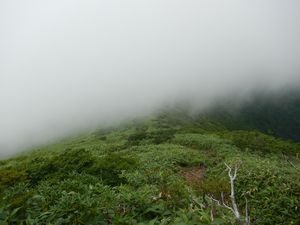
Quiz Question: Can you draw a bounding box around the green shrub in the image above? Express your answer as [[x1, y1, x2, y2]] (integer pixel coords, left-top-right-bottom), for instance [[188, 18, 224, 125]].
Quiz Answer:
[[27, 148, 95, 185], [0, 169, 28, 193], [0, 183, 34, 223], [173, 133, 228, 151], [195, 178, 230, 199], [126, 128, 175, 146], [219, 131, 300, 155], [88, 152, 139, 186]]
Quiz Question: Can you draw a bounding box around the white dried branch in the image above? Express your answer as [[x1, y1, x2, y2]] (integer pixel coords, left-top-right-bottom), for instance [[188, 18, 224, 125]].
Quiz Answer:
[[207, 163, 251, 224], [208, 194, 234, 213], [244, 194, 250, 225], [224, 163, 241, 220]]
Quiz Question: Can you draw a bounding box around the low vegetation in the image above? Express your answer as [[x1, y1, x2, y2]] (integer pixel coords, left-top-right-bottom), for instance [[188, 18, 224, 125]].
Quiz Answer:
[[0, 112, 299, 224]]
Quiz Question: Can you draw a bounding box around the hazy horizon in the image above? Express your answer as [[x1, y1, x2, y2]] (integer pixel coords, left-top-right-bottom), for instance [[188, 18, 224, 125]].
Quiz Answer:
[[1, 0, 300, 157]]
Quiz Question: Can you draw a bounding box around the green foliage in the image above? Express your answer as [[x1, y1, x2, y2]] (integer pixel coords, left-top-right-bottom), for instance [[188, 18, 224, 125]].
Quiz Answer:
[[196, 178, 230, 198], [173, 133, 228, 150], [0, 169, 28, 192], [233, 157, 300, 224], [126, 128, 176, 146], [219, 130, 300, 156], [88, 152, 139, 186], [126, 127, 148, 146], [0, 183, 35, 223], [0, 112, 299, 224], [26, 148, 94, 185], [171, 132, 300, 225]]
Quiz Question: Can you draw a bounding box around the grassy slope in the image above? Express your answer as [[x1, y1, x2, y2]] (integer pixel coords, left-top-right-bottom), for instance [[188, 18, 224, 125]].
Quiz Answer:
[[0, 113, 299, 225]]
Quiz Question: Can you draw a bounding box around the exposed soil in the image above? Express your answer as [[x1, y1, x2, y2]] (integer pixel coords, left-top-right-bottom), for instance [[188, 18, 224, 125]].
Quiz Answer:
[[181, 165, 205, 184]]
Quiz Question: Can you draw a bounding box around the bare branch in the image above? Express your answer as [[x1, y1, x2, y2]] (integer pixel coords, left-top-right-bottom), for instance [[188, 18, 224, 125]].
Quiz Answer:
[[208, 163, 251, 224], [244, 194, 250, 225], [288, 160, 299, 171], [224, 162, 230, 170], [221, 192, 232, 210], [233, 166, 238, 179], [208, 194, 235, 214]]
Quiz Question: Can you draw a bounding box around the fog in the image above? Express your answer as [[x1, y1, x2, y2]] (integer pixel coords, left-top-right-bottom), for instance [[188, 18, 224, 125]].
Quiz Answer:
[[1, 0, 300, 157]]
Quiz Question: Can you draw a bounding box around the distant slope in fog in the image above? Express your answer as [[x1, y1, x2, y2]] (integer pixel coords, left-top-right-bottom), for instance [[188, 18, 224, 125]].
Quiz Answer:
[[199, 87, 300, 141]]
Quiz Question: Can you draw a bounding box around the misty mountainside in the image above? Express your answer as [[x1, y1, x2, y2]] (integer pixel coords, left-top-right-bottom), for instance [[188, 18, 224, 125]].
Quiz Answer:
[[2, 0, 300, 224], [197, 87, 300, 142], [0, 100, 300, 225]]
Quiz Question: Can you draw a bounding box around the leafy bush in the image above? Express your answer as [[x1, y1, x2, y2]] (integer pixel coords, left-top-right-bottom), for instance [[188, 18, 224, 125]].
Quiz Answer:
[[0, 169, 28, 192], [219, 130, 300, 155], [26, 148, 94, 185], [126, 128, 175, 146], [88, 152, 139, 186], [173, 133, 228, 151]]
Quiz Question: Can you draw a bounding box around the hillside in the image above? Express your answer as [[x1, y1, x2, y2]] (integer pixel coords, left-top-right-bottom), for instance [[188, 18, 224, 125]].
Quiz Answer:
[[0, 109, 299, 225], [201, 88, 300, 142], [2, 0, 300, 224]]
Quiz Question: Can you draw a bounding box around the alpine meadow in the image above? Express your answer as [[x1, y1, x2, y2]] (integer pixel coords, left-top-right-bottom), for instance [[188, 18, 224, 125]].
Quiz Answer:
[[1, 1, 300, 225]]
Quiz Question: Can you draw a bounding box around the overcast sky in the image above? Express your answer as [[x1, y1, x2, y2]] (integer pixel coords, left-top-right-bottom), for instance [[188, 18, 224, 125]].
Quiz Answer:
[[1, 0, 300, 156]]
